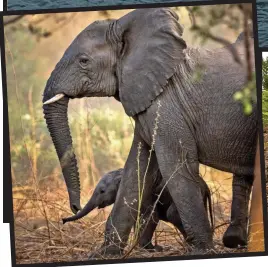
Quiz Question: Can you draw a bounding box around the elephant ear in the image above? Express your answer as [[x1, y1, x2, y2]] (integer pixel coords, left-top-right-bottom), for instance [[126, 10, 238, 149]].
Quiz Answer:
[[115, 8, 187, 116]]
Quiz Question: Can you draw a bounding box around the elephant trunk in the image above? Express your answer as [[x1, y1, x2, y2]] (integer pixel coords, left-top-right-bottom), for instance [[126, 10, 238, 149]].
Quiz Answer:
[[43, 93, 81, 214], [62, 194, 97, 224]]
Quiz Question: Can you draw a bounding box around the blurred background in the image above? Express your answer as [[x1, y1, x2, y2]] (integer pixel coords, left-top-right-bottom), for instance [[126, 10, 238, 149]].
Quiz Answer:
[[4, 4, 255, 264]]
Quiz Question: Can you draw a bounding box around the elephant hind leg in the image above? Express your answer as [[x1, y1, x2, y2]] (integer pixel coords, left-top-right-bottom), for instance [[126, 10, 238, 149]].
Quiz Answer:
[[154, 126, 213, 250], [156, 158, 213, 249], [223, 174, 253, 248], [166, 203, 187, 239]]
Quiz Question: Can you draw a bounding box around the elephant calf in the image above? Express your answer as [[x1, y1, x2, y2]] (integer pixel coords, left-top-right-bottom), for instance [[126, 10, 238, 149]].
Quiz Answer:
[[62, 168, 213, 250]]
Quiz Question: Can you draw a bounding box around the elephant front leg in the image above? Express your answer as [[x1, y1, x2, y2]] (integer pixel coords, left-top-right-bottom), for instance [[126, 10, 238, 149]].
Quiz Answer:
[[90, 131, 157, 258], [223, 174, 253, 248]]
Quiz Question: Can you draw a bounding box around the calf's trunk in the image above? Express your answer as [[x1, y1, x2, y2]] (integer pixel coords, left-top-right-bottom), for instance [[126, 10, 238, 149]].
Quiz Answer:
[[62, 194, 97, 224]]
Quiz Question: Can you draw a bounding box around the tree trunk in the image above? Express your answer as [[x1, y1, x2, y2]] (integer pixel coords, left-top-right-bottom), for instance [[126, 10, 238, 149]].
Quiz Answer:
[[248, 138, 264, 252]]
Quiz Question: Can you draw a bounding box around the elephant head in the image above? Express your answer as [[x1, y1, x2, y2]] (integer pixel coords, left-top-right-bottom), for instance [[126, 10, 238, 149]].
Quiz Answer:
[[42, 8, 187, 214], [62, 168, 123, 224]]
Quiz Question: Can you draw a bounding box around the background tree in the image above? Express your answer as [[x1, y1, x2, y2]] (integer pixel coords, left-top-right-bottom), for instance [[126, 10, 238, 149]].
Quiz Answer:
[[184, 4, 255, 115]]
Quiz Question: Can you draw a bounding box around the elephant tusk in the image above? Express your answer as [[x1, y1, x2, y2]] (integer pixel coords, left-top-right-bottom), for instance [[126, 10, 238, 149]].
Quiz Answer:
[[43, 93, 65, 105]]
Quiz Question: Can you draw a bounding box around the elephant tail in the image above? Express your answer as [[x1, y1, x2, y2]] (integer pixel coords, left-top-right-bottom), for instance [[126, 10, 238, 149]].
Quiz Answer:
[[207, 188, 214, 231]]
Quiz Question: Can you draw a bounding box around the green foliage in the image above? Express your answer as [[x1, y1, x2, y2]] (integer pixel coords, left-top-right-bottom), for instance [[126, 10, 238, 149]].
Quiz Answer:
[[5, 23, 52, 185], [263, 58, 268, 126], [5, 25, 45, 137], [185, 4, 256, 116], [233, 75, 256, 115], [186, 5, 243, 45], [70, 106, 133, 177], [263, 58, 268, 90]]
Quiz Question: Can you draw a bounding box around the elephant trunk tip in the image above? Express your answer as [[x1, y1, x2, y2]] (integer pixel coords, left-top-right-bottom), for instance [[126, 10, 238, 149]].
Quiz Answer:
[[62, 218, 67, 224], [71, 203, 82, 214]]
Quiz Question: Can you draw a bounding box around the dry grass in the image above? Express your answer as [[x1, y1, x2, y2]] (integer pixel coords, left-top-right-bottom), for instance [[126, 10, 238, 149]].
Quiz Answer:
[[13, 168, 247, 265]]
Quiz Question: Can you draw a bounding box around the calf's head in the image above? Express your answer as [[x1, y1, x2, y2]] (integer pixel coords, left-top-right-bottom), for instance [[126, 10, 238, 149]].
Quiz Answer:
[[62, 169, 123, 223]]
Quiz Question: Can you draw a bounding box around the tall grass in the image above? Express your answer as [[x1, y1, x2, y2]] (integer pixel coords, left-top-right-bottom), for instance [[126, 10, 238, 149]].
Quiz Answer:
[[132, 101, 161, 252]]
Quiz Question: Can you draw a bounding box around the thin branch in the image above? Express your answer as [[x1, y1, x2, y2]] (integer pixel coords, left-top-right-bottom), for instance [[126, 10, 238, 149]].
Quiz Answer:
[[4, 15, 24, 26], [242, 5, 253, 82], [186, 6, 242, 64]]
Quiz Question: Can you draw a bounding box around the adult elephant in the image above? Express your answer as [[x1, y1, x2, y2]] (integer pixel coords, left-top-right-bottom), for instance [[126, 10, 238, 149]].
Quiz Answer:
[[43, 8, 257, 255]]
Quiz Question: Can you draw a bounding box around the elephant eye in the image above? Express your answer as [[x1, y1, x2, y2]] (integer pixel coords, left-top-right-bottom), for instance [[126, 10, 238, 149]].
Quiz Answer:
[[100, 189, 105, 194], [79, 57, 90, 67]]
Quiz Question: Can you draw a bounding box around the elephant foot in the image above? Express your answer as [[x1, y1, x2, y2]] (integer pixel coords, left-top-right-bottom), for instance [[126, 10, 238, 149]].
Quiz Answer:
[[223, 223, 247, 248], [142, 243, 163, 252], [88, 244, 124, 260]]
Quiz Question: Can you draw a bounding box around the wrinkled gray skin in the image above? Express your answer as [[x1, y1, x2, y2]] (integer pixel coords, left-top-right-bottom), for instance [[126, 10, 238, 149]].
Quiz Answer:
[[43, 8, 257, 256], [62, 168, 213, 250]]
